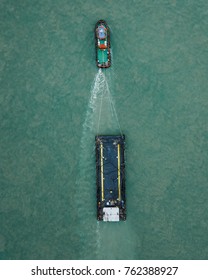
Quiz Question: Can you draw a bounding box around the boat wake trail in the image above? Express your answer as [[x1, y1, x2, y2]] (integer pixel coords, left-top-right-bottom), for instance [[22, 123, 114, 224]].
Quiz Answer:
[[82, 68, 121, 137], [74, 68, 121, 259]]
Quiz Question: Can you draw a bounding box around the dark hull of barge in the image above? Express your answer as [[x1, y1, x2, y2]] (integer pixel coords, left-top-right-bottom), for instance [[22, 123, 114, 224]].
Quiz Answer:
[[96, 135, 126, 222]]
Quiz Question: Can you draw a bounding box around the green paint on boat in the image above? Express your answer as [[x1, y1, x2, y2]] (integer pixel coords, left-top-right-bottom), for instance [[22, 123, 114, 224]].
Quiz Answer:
[[97, 49, 108, 63]]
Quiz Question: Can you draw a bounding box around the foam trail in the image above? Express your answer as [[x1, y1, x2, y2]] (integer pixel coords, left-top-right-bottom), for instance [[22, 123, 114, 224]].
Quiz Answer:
[[81, 68, 121, 137], [76, 69, 105, 193]]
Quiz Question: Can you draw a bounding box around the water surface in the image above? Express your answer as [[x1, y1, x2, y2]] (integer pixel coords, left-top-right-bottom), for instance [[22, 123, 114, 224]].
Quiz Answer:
[[0, 0, 208, 259]]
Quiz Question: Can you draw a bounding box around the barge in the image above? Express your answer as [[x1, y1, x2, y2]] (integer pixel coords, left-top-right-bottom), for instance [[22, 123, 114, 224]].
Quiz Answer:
[[96, 135, 126, 221], [95, 20, 111, 68]]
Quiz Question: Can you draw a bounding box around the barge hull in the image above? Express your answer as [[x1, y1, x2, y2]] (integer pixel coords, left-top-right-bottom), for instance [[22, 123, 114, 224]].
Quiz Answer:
[[96, 135, 126, 221]]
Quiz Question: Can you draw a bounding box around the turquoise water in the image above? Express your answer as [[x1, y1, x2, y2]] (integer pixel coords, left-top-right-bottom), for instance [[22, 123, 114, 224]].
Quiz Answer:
[[0, 0, 208, 259]]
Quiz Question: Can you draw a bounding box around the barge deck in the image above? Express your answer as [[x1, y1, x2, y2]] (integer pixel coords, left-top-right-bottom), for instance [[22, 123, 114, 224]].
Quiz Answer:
[[96, 135, 126, 221]]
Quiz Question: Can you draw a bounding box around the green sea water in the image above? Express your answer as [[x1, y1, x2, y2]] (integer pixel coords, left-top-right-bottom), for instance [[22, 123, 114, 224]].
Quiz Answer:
[[0, 0, 208, 260]]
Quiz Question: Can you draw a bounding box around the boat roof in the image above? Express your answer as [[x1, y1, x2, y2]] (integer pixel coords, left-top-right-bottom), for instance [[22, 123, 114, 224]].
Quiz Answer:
[[97, 25, 106, 39], [103, 207, 119, 222]]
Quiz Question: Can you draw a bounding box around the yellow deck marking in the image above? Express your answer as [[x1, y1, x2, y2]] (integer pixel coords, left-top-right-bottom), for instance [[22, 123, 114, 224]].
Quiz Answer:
[[100, 143, 104, 201], [117, 144, 121, 201]]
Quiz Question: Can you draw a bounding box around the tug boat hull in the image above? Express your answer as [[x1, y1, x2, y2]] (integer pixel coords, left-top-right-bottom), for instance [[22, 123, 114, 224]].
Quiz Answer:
[[95, 20, 111, 68]]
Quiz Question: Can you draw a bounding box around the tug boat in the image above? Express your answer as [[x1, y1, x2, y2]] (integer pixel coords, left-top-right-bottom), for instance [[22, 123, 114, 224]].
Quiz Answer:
[[95, 20, 111, 68], [96, 135, 126, 221]]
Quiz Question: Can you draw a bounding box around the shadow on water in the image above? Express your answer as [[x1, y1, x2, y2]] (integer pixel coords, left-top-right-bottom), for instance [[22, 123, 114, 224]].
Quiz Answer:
[[75, 69, 136, 259]]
